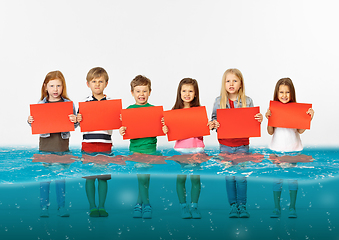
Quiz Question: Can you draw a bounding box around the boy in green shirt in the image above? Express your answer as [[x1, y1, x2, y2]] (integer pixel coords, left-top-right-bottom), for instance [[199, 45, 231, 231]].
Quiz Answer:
[[119, 75, 157, 219]]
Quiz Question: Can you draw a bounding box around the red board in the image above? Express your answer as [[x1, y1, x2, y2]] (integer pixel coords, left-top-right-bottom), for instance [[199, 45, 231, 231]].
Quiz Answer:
[[268, 101, 312, 129], [217, 107, 261, 138], [30, 101, 74, 135], [163, 106, 210, 141], [121, 106, 165, 140], [79, 99, 122, 132]]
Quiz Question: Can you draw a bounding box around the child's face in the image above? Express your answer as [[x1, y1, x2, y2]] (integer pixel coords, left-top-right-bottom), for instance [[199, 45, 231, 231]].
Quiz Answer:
[[278, 85, 290, 103], [225, 73, 241, 95], [45, 79, 63, 101], [131, 85, 151, 105], [180, 84, 195, 107], [87, 76, 108, 98]]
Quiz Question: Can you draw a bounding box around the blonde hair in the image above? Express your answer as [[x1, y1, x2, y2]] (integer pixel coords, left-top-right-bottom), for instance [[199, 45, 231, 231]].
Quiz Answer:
[[86, 67, 109, 83], [40, 70, 70, 101], [219, 68, 246, 108]]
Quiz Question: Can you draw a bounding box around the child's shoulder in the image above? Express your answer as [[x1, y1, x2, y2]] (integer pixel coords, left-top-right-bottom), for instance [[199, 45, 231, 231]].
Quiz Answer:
[[127, 103, 153, 109], [244, 95, 253, 103], [213, 96, 221, 103]]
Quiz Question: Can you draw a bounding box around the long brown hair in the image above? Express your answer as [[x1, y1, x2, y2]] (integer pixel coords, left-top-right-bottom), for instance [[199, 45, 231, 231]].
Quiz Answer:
[[220, 68, 246, 108], [273, 78, 296, 103], [172, 78, 200, 110], [40, 70, 70, 101]]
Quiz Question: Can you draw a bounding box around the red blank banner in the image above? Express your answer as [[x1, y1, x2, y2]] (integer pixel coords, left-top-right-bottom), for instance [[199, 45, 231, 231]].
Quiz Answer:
[[79, 99, 122, 132], [30, 101, 74, 135], [268, 101, 312, 129], [163, 106, 210, 141], [121, 106, 165, 140], [217, 107, 261, 138]]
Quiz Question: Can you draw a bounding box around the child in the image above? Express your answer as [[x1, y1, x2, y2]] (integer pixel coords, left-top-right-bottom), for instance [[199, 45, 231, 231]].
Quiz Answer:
[[265, 77, 314, 218], [119, 75, 157, 219], [163, 78, 213, 219], [27, 70, 77, 217], [211, 68, 263, 218], [77, 67, 112, 218]]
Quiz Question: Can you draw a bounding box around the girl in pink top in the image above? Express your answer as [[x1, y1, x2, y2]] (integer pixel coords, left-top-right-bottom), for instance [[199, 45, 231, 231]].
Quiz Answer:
[[163, 78, 212, 219]]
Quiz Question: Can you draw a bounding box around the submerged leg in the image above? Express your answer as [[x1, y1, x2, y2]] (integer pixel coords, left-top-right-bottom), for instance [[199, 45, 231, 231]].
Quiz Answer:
[[137, 174, 150, 205], [55, 179, 66, 208], [273, 191, 282, 210], [176, 175, 187, 204], [98, 179, 108, 209], [226, 176, 236, 205], [236, 177, 247, 206], [85, 179, 96, 209], [288, 179, 298, 210], [40, 181, 51, 209], [190, 175, 201, 203]]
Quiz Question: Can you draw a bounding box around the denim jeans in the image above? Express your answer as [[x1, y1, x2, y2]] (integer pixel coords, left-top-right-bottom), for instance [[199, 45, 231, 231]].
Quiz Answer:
[[220, 144, 249, 206], [40, 180, 66, 208], [273, 179, 298, 191]]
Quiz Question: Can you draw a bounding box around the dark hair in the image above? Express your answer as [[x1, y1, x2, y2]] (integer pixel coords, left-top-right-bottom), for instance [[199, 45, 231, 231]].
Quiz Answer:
[[130, 75, 151, 91], [86, 67, 109, 82], [273, 77, 296, 103], [172, 78, 200, 109]]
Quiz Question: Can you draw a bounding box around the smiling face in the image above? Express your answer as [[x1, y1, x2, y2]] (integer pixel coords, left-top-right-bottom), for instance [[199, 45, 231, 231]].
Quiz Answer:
[[45, 79, 63, 101], [131, 85, 151, 105], [87, 76, 108, 99], [180, 84, 195, 108], [225, 73, 241, 99], [278, 84, 291, 103]]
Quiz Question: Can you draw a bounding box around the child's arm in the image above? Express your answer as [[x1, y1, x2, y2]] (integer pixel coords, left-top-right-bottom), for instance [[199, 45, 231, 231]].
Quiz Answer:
[[254, 113, 263, 123], [119, 113, 126, 136], [297, 108, 315, 134], [161, 117, 168, 134], [207, 121, 215, 130], [28, 116, 34, 124], [77, 113, 82, 122], [208, 120, 219, 130], [69, 114, 77, 123], [210, 98, 221, 130], [119, 126, 127, 136], [265, 109, 274, 135]]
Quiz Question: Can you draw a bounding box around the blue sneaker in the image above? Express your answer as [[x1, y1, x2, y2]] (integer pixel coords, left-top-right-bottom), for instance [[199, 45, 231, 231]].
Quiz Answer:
[[180, 203, 192, 219], [270, 208, 281, 218], [288, 208, 297, 218], [133, 204, 142, 218], [238, 205, 250, 218], [142, 204, 152, 219], [229, 204, 239, 218]]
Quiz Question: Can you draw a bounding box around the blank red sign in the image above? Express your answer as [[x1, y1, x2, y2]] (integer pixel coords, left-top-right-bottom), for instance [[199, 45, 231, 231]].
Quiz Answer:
[[217, 107, 261, 138], [121, 106, 165, 140], [30, 101, 74, 134], [163, 106, 210, 141], [268, 101, 312, 129], [79, 99, 122, 132]]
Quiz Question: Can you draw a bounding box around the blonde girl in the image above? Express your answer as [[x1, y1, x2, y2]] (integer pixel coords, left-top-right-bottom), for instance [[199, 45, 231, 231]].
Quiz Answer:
[[163, 78, 211, 219], [28, 70, 77, 217], [211, 68, 263, 218], [265, 78, 314, 218]]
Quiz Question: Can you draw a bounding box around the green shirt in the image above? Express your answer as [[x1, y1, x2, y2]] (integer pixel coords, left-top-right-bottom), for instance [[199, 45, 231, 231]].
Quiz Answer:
[[127, 103, 157, 154]]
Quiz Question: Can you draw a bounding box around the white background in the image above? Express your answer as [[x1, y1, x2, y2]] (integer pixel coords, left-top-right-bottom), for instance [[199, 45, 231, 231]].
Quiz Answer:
[[1, 0, 338, 148]]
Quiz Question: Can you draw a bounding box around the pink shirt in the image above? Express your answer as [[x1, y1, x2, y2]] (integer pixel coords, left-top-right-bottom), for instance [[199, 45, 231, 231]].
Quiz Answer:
[[174, 137, 205, 149]]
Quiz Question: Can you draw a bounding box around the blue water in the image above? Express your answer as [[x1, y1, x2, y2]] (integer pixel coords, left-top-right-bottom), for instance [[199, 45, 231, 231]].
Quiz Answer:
[[1, 147, 339, 240], [1, 147, 338, 183]]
